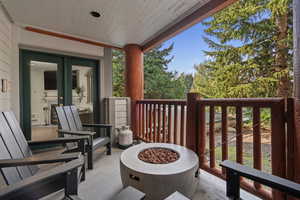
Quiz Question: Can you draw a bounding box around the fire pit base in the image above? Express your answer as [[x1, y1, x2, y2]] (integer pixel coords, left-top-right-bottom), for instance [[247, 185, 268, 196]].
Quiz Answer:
[[120, 143, 199, 200]]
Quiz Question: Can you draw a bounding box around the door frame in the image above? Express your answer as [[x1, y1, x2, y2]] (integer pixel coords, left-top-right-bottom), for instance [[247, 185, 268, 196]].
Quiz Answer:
[[20, 49, 100, 140]]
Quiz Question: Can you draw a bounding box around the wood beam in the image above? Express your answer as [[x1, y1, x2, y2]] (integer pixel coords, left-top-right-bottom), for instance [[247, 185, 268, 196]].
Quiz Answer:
[[141, 0, 238, 52], [294, 0, 300, 99], [25, 26, 123, 51]]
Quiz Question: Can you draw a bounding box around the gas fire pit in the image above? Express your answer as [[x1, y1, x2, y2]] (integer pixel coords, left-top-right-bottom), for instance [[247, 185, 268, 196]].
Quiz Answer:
[[138, 147, 180, 164], [120, 143, 199, 200]]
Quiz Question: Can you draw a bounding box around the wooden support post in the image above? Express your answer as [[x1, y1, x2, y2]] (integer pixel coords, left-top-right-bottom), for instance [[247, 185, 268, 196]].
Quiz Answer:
[[124, 44, 144, 137], [271, 100, 286, 200], [186, 93, 200, 153], [286, 98, 296, 190]]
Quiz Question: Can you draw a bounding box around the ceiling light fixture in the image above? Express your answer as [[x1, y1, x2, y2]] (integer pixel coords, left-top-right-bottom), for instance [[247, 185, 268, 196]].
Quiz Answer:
[[90, 11, 101, 18]]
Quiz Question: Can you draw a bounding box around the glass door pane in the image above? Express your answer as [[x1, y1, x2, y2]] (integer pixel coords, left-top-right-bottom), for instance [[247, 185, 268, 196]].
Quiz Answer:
[[30, 61, 60, 141], [71, 65, 96, 124]]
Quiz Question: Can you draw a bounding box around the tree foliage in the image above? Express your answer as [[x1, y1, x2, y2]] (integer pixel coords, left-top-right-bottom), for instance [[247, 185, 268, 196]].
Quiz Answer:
[[192, 0, 293, 98], [112, 45, 193, 99], [112, 50, 125, 97]]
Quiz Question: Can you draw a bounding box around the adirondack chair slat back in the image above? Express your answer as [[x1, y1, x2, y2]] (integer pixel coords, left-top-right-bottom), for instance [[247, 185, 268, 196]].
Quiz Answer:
[[63, 106, 78, 131], [56, 106, 78, 149], [55, 106, 70, 130], [0, 130, 22, 185], [70, 106, 83, 131], [0, 113, 34, 184], [3, 111, 39, 175]]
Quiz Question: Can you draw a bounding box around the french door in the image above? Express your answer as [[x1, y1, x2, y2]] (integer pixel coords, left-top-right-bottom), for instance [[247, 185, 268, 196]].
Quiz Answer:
[[20, 50, 100, 140]]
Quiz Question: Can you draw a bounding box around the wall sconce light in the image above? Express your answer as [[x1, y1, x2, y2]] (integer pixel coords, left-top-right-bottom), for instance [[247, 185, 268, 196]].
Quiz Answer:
[[1, 79, 8, 93]]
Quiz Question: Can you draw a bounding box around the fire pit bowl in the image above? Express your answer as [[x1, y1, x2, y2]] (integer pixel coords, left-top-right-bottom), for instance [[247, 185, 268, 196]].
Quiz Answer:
[[120, 143, 199, 200]]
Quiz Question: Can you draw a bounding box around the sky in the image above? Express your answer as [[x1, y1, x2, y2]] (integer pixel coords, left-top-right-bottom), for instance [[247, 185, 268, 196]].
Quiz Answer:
[[161, 22, 210, 75]]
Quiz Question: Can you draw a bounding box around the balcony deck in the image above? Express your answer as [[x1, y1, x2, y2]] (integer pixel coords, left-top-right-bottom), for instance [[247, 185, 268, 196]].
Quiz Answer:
[[41, 147, 260, 200]]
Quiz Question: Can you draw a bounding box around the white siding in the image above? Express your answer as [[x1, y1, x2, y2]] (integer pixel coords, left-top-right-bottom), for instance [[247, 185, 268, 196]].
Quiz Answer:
[[10, 26, 106, 120], [0, 8, 12, 110], [0, 7, 111, 120]]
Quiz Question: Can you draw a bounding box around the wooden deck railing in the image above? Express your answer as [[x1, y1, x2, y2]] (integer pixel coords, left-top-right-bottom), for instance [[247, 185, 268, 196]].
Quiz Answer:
[[135, 94, 298, 200], [196, 98, 286, 200], [135, 99, 187, 145]]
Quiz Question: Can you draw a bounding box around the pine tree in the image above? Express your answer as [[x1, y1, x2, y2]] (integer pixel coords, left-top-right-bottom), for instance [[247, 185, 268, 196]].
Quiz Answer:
[[112, 50, 125, 97], [193, 0, 293, 98], [112, 45, 192, 99]]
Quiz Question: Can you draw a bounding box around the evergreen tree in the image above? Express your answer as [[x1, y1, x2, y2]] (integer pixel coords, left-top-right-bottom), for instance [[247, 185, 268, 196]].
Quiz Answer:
[[112, 50, 125, 97], [112, 45, 192, 99], [193, 0, 293, 98]]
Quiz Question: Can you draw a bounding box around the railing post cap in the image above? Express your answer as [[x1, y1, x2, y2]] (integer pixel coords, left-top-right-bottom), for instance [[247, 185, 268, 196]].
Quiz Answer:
[[187, 93, 200, 99]]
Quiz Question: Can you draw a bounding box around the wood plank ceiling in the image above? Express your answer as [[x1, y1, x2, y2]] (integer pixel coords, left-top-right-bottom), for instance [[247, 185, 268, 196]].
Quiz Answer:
[[1, 0, 235, 50]]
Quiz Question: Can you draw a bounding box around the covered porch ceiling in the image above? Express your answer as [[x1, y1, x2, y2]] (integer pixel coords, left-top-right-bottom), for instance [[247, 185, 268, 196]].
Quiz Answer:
[[1, 0, 237, 51]]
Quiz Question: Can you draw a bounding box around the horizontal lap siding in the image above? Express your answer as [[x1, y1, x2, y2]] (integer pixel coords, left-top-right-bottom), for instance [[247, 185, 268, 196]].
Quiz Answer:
[[0, 8, 12, 110]]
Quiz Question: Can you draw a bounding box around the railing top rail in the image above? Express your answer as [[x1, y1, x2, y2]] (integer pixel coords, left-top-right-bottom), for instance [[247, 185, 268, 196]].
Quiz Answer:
[[198, 98, 285, 107], [137, 99, 186, 105], [137, 98, 286, 107]]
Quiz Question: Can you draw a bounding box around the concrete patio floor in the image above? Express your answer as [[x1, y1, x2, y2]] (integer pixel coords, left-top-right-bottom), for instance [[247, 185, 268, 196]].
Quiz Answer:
[[77, 147, 260, 200]]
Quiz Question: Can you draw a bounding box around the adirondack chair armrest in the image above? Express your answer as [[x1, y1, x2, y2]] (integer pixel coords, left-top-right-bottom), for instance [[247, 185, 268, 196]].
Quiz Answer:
[[0, 157, 84, 200], [28, 136, 89, 146], [82, 124, 112, 137], [58, 129, 96, 136], [0, 153, 82, 168], [82, 123, 112, 128], [220, 160, 300, 198]]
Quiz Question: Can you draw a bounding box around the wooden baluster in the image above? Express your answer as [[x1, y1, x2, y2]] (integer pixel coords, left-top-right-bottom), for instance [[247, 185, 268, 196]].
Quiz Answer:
[[157, 104, 162, 142], [135, 103, 139, 138], [142, 103, 145, 140], [140, 103, 143, 139], [149, 104, 153, 142], [199, 104, 206, 167], [153, 104, 157, 142], [174, 105, 178, 144], [162, 104, 166, 142], [138, 103, 142, 138], [180, 104, 185, 146], [145, 104, 149, 142], [221, 106, 228, 175], [137, 103, 140, 138], [236, 107, 243, 164], [209, 106, 215, 168], [168, 104, 172, 143], [253, 107, 262, 190]]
